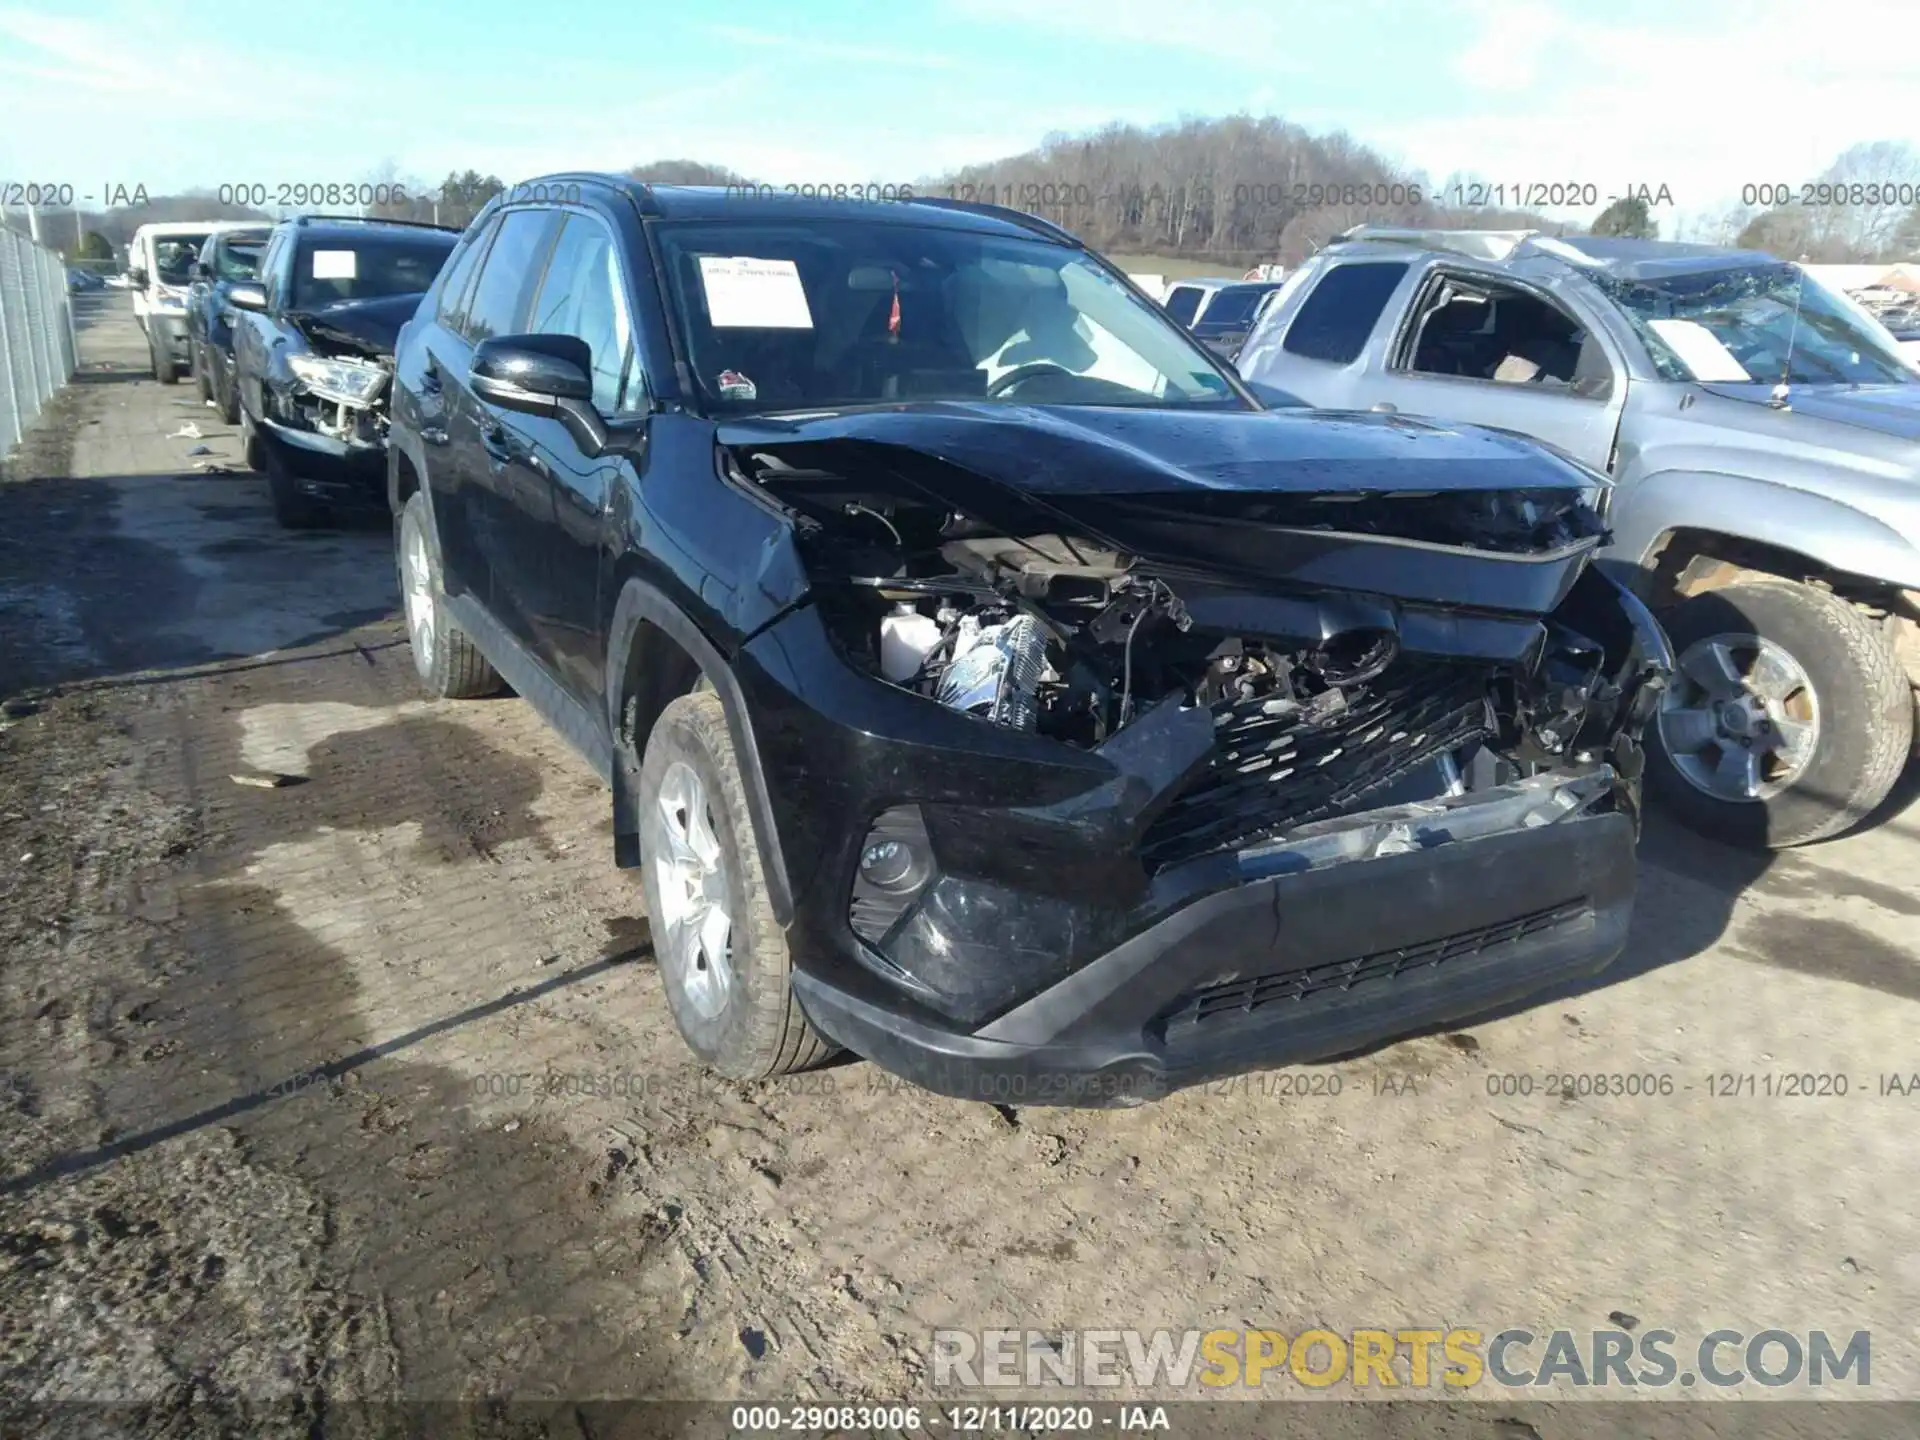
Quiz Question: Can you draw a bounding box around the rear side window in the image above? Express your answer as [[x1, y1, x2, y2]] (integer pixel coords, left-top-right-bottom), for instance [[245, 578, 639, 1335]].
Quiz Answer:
[[464, 210, 561, 342], [436, 218, 496, 338], [1282, 262, 1409, 364], [1164, 286, 1202, 324]]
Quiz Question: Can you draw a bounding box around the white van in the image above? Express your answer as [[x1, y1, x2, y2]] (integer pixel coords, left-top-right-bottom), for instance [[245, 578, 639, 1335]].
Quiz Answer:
[[126, 221, 221, 383]]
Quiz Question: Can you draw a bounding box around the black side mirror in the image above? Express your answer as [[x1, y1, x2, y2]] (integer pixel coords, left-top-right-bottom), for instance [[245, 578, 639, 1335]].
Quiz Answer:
[[127, 267, 148, 288], [472, 334, 608, 453], [227, 283, 267, 313]]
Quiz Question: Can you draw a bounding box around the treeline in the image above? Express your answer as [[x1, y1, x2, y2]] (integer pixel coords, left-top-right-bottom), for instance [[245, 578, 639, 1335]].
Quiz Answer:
[[11, 125, 1920, 267], [934, 117, 1561, 264]]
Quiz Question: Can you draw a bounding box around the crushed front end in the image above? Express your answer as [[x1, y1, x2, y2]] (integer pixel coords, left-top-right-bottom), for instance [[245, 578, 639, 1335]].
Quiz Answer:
[[256, 302, 410, 507], [720, 407, 1672, 1104]]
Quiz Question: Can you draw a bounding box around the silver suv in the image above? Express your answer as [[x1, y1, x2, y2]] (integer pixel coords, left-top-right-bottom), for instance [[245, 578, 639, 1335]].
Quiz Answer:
[[1237, 227, 1920, 848]]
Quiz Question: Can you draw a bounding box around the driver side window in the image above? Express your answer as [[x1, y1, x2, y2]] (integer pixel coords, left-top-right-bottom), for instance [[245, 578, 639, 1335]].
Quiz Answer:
[[527, 215, 639, 414], [1403, 275, 1612, 398]]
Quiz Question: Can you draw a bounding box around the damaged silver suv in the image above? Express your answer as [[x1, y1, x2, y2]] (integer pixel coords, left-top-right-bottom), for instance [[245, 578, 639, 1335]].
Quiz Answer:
[[387, 179, 1672, 1103]]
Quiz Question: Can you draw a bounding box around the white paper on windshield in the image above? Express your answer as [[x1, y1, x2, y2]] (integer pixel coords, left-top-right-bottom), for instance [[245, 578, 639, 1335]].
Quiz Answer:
[[698, 256, 813, 328], [312, 249, 357, 280], [1649, 319, 1750, 381]]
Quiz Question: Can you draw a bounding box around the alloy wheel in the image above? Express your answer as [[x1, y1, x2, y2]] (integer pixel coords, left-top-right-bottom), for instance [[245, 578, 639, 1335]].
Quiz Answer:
[[648, 760, 735, 1020], [1656, 631, 1820, 802]]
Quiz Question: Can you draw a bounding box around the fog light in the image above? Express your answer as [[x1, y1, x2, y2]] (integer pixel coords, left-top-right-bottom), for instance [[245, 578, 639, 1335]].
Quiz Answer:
[[850, 806, 935, 945], [860, 837, 925, 891]]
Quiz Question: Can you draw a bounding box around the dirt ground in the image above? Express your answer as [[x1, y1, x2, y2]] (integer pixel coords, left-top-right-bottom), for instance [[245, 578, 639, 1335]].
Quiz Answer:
[[3, 295, 1919, 1437]]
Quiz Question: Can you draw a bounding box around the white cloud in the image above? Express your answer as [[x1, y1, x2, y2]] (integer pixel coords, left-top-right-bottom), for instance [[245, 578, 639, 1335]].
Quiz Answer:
[[1387, 0, 1920, 219]]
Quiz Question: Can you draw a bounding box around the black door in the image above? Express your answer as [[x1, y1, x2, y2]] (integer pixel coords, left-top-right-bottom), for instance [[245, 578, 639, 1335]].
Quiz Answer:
[[443, 207, 562, 651], [501, 213, 646, 708]]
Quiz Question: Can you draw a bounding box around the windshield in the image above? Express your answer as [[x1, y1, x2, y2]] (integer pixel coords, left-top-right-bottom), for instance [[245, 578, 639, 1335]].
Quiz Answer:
[[1596, 262, 1915, 386], [214, 235, 265, 284], [153, 235, 209, 286], [653, 220, 1245, 413], [291, 233, 457, 309], [1196, 283, 1280, 327]]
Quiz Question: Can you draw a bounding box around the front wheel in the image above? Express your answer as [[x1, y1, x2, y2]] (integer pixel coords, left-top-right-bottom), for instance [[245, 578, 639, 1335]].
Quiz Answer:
[[634, 691, 835, 1079], [1649, 581, 1912, 847], [192, 335, 212, 400]]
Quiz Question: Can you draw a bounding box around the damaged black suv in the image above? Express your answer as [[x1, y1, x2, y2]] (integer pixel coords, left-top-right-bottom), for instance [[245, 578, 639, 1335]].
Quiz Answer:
[[387, 176, 1673, 1104], [229, 215, 460, 527]]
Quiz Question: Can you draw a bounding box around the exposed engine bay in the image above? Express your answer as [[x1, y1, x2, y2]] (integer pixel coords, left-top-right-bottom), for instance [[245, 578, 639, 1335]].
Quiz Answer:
[[734, 439, 1668, 869]]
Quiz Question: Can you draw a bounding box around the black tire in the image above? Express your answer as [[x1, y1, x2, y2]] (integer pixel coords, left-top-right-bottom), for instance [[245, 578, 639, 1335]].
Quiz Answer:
[[397, 492, 502, 699], [217, 358, 241, 426], [241, 412, 267, 473], [264, 448, 328, 530], [151, 329, 178, 385], [1649, 581, 1912, 848], [192, 335, 212, 401], [635, 691, 834, 1079]]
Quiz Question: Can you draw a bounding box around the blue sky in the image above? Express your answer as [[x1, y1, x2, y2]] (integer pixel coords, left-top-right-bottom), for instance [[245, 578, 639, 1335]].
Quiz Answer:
[[1, 0, 1915, 233]]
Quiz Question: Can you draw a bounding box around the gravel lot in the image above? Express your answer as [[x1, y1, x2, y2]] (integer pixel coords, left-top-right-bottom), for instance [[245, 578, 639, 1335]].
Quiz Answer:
[[2, 295, 1918, 1437]]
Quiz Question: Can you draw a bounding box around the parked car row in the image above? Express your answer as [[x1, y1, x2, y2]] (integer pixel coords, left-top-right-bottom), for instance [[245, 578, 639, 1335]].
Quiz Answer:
[[1160, 274, 1291, 361], [124, 214, 461, 521], [1232, 226, 1920, 850]]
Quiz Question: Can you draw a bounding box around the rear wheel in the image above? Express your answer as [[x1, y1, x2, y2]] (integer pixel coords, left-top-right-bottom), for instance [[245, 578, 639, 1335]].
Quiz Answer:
[[1650, 581, 1911, 847], [398, 491, 501, 699], [635, 691, 834, 1079], [151, 330, 178, 384], [192, 335, 212, 400]]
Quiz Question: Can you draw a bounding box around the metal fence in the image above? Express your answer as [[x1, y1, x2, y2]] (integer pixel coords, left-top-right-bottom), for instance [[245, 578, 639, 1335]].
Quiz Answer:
[[0, 226, 79, 462]]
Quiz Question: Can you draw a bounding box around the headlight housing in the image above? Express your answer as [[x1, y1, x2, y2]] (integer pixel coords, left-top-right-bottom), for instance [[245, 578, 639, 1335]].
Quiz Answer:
[[287, 353, 389, 407]]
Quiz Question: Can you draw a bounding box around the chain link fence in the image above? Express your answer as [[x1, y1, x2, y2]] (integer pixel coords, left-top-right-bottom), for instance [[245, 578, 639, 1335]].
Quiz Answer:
[[0, 226, 80, 463]]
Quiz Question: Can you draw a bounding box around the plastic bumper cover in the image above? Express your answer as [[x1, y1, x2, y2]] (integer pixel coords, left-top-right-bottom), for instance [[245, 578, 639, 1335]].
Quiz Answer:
[[793, 771, 1637, 1106]]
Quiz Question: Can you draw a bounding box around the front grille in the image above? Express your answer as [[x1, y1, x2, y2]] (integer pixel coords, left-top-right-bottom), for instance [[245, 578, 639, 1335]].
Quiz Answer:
[[1139, 663, 1494, 870], [1166, 899, 1591, 1029]]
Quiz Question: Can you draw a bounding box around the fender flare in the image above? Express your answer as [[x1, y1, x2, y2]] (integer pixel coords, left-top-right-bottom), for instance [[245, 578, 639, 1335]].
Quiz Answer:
[[1611, 469, 1920, 591], [604, 578, 796, 926]]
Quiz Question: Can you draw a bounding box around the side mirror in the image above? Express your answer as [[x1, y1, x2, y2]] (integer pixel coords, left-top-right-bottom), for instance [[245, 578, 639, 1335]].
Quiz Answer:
[[472, 335, 608, 453], [227, 283, 267, 313], [127, 267, 148, 288]]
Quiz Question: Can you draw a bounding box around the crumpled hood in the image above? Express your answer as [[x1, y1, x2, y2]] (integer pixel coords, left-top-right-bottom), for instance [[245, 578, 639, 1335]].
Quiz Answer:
[[725, 402, 1611, 614], [1699, 381, 1920, 445], [287, 291, 425, 359], [719, 400, 1603, 497]]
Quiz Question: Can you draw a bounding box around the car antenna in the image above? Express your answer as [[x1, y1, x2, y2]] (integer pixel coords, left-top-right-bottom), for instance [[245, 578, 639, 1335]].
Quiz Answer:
[[1771, 263, 1807, 409]]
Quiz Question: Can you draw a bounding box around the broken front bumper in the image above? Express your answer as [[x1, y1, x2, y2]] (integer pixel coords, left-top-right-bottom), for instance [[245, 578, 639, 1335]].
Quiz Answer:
[[737, 603, 1645, 1106], [257, 414, 388, 508], [792, 771, 1635, 1105]]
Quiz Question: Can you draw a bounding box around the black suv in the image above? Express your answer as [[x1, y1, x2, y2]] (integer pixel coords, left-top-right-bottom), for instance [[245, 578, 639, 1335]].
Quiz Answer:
[[187, 224, 270, 424], [229, 215, 459, 527], [387, 175, 1671, 1104]]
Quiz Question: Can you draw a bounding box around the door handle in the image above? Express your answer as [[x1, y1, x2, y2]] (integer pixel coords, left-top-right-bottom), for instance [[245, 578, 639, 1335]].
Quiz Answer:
[[481, 425, 513, 464], [421, 426, 449, 446], [1370, 401, 1398, 413]]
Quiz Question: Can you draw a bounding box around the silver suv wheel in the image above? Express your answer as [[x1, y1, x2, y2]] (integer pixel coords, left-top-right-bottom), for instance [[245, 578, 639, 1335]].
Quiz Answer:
[[1657, 632, 1820, 802]]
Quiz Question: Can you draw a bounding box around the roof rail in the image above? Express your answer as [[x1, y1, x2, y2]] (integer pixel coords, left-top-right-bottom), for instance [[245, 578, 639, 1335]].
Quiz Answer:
[[910, 196, 1081, 247], [290, 213, 461, 233], [1335, 225, 1538, 261], [511, 172, 659, 215]]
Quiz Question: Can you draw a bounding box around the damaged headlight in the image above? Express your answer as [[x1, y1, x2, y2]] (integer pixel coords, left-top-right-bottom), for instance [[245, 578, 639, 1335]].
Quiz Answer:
[[288, 353, 389, 407]]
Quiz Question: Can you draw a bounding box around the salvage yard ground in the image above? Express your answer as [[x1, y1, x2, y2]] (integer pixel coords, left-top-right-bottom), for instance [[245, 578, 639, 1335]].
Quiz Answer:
[[3, 295, 1920, 1436]]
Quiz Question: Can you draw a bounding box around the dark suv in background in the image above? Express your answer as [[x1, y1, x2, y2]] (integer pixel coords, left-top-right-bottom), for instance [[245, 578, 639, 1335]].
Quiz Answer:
[[228, 215, 459, 527], [385, 175, 1667, 1104], [187, 224, 270, 424]]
